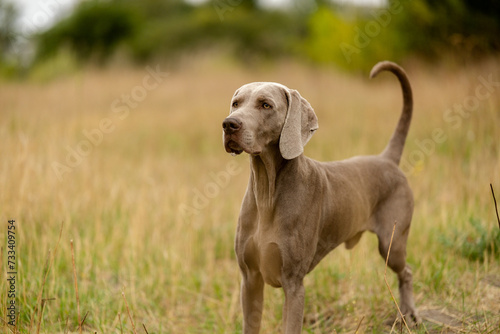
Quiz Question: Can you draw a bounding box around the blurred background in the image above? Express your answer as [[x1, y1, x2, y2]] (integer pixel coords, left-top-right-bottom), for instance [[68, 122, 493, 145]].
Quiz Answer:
[[1, 0, 499, 333], [1, 0, 500, 76]]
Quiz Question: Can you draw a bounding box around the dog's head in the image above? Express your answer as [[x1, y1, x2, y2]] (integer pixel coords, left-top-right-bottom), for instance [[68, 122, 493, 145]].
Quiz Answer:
[[222, 82, 318, 160]]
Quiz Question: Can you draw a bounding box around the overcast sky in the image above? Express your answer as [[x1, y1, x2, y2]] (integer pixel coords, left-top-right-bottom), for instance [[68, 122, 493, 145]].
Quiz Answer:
[[16, 0, 76, 33], [15, 0, 386, 33]]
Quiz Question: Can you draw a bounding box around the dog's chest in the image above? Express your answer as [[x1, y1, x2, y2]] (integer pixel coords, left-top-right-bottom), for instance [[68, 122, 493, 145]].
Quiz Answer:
[[242, 221, 284, 288]]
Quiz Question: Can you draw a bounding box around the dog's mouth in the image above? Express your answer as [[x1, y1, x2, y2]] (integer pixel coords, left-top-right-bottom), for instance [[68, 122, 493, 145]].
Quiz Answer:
[[224, 135, 261, 156], [225, 140, 244, 155]]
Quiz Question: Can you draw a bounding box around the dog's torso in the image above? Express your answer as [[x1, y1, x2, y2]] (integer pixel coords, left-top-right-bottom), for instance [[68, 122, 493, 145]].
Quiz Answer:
[[235, 154, 413, 288]]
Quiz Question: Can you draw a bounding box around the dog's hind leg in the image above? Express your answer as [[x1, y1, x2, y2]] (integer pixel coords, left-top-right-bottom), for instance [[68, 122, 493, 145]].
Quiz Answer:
[[373, 186, 421, 325]]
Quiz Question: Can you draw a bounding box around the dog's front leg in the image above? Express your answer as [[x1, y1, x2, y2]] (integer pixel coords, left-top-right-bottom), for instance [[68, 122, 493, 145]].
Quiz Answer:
[[241, 271, 264, 334], [282, 280, 305, 334]]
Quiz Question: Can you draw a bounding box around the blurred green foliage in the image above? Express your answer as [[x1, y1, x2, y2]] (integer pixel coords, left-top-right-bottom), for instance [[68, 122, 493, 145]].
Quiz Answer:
[[0, 0, 19, 77], [1, 0, 500, 74], [440, 218, 500, 262], [392, 0, 500, 61], [33, 0, 305, 66], [0, 0, 15, 54], [35, 1, 141, 63], [303, 3, 408, 71]]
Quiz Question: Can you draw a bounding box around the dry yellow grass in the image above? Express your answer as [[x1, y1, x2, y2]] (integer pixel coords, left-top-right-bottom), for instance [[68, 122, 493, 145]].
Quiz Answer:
[[0, 57, 499, 333]]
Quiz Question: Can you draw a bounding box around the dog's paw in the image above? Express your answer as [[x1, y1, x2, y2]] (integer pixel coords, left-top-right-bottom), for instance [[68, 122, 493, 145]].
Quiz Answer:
[[400, 309, 421, 328]]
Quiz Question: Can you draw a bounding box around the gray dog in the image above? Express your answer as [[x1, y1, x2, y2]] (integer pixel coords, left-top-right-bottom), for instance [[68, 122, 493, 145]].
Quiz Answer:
[[222, 61, 420, 333]]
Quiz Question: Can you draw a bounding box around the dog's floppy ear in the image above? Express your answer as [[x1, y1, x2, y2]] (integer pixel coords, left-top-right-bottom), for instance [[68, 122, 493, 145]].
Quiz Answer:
[[279, 89, 318, 160]]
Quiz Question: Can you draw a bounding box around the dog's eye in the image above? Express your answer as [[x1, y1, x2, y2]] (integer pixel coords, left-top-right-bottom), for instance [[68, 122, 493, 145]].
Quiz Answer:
[[232, 101, 238, 108], [262, 103, 271, 109]]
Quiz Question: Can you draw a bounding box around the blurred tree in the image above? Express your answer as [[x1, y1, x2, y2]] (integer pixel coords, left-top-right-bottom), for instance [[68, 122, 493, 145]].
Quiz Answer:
[[302, 7, 354, 65], [117, 0, 193, 19], [303, 0, 500, 69], [31, 0, 500, 71], [0, 0, 17, 59], [392, 0, 500, 60], [0, 0, 23, 77], [34, 0, 302, 65], [301, 3, 407, 71], [35, 0, 142, 63]]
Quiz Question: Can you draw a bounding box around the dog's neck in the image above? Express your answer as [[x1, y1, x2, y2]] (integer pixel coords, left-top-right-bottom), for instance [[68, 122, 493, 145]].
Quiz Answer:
[[249, 147, 288, 207]]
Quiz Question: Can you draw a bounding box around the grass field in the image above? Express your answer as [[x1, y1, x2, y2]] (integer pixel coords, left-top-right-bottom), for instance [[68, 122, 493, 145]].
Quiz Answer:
[[1, 57, 499, 333]]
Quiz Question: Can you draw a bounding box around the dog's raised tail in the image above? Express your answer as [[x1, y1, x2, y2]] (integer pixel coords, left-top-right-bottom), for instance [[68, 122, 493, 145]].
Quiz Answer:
[[370, 61, 413, 166]]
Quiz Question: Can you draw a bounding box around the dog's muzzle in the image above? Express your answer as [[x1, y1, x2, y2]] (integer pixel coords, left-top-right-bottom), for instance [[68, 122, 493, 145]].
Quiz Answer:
[[223, 117, 244, 155]]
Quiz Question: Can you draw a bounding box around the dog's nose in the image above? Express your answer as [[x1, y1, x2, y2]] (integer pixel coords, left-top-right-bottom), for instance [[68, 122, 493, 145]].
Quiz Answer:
[[223, 118, 242, 134]]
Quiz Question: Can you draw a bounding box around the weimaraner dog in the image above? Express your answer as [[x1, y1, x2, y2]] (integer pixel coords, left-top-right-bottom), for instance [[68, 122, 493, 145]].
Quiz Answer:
[[222, 61, 420, 333]]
